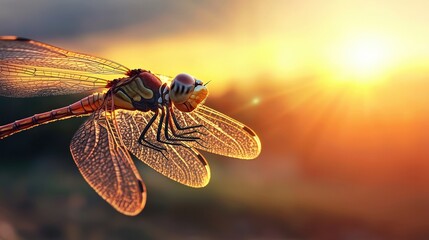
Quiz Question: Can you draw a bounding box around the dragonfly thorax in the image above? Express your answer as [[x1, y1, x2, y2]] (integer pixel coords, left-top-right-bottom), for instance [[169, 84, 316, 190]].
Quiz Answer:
[[112, 70, 163, 112]]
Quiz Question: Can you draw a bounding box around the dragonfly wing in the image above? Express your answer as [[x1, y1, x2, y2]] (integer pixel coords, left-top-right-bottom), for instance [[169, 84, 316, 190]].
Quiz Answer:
[[0, 64, 109, 97], [115, 109, 210, 188], [0, 36, 129, 74], [70, 109, 146, 216], [173, 105, 261, 159], [0, 36, 128, 97]]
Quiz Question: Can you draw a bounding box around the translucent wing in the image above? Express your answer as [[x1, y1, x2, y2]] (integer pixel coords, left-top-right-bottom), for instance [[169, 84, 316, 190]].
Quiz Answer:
[[115, 109, 210, 188], [70, 108, 146, 216], [0, 36, 129, 74], [173, 105, 261, 159], [0, 36, 129, 97], [0, 64, 110, 97]]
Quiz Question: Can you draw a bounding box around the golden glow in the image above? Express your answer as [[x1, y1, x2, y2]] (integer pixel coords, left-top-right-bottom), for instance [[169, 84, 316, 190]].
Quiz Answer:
[[7, 1, 429, 232]]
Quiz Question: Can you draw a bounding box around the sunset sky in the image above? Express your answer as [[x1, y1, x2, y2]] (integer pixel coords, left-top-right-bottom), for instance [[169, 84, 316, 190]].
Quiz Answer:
[[2, 0, 429, 238]]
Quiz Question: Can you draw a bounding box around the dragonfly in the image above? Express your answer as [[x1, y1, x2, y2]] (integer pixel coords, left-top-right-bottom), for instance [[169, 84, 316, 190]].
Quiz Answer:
[[0, 36, 261, 215]]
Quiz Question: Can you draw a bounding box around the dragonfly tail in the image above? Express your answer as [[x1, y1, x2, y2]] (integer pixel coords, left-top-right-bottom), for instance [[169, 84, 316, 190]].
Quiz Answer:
[[0, 93, 105, 139]]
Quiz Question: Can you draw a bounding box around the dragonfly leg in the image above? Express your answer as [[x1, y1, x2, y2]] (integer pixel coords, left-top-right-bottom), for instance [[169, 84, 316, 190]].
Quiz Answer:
[[165, 108, 203, 141], [154, 107, 189, 148], [165, 108, 208, 149], [170, 108, 207, 136], [138, 110, 166, 152]]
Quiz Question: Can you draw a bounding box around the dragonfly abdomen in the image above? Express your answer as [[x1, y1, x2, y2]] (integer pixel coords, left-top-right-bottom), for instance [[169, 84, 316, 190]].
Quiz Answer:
[[0, 92, 105, 139]]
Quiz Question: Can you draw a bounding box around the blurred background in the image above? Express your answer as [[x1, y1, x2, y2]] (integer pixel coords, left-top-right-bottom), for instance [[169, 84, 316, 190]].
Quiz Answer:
[[1, 0, 429, 239]]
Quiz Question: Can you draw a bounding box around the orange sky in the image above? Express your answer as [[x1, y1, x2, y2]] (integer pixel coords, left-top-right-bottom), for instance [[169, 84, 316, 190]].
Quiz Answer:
[[2, 1, 429, 237]]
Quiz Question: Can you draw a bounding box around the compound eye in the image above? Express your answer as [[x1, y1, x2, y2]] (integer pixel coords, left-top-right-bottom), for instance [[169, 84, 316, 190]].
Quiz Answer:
[[170, 73, 196, 104], [172, 73, 196, 91]]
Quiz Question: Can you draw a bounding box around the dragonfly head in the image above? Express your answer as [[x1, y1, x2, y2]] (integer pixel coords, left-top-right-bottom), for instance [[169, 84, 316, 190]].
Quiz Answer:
[[169, 73, 208, 112]]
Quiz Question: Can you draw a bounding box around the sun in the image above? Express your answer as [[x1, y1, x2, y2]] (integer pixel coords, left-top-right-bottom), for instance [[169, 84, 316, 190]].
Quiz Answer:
[[348, 40, 385, 72], [326, 34, 394, 84], [344, 38, 390, 79]]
